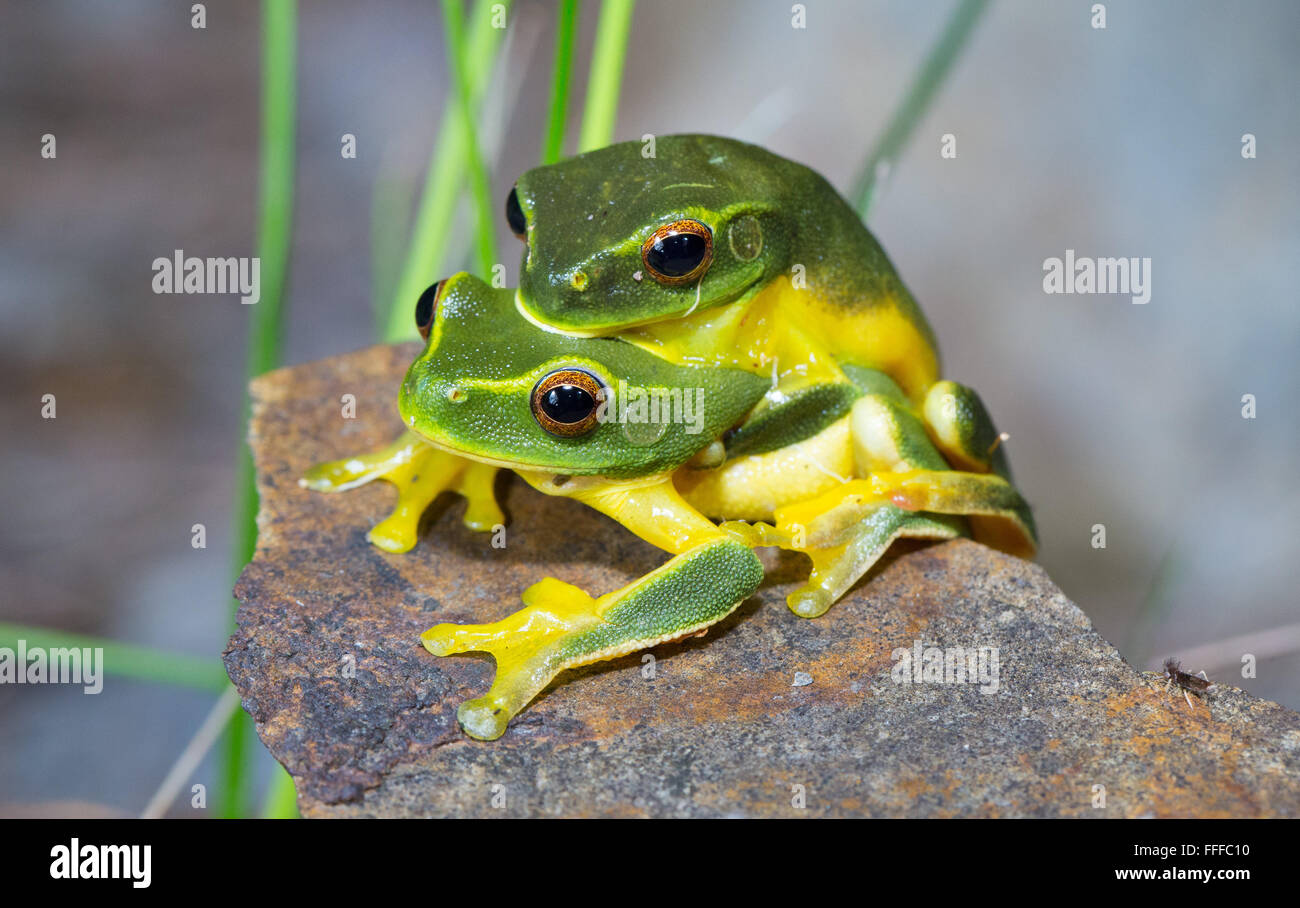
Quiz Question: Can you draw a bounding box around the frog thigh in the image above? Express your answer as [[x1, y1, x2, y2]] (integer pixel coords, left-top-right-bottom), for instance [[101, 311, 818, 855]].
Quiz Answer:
[[423, 536, 763, 740], [729, 378, 1035, 618], [850, 389, 1037, 556], [300, 429, 503, 552], [717, 387, 968, 618]]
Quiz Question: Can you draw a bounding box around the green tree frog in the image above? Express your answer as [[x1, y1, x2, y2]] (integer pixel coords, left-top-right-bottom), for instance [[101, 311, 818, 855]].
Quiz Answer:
[[303, 138, 1036, 740]]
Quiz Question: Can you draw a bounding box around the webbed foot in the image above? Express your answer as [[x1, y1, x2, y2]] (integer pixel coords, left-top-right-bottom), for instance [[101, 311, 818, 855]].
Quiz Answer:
[[725, 492, 964, 618], [423, 537, 763, 739], [301, 429, 502, 552]]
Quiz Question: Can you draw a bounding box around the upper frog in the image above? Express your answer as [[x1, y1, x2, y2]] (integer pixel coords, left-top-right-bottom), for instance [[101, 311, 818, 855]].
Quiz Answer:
[[509, 133, 936, 348]]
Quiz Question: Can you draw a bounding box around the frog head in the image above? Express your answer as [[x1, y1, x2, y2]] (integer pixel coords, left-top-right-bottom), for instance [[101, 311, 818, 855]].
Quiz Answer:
[[508, 134, 847, 334], [399, 273, 770, 478]]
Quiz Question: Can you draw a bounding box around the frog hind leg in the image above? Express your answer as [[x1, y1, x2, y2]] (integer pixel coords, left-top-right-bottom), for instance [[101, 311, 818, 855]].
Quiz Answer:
[[731, 378, 1035, 618], [300, 429, 503, 552], [857, 385, 1038, 556], [422, 536, 763, 740], [727, 504, 964, 618]]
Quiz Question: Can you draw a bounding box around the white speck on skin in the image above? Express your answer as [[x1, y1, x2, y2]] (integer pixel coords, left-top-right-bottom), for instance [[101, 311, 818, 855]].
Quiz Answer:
[[793, 671, 813, 687]]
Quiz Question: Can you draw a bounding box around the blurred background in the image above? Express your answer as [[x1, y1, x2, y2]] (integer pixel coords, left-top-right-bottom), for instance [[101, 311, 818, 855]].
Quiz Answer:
[[1, 0, 1297, 815]]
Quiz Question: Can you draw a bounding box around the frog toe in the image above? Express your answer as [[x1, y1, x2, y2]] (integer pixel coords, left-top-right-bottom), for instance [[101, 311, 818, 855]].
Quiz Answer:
[[304, 431, 503, 552], [454, 462, 506, 532], [457, 699, 512, 742]]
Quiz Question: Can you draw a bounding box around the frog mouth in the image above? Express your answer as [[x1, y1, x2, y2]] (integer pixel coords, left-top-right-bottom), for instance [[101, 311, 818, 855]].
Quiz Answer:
[[514, 264, 764, 338], [406, 421, 605, 475]]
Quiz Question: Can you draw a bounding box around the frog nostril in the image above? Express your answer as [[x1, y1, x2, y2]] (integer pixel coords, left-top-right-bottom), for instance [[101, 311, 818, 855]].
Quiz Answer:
[[415, 280, 444, 340]]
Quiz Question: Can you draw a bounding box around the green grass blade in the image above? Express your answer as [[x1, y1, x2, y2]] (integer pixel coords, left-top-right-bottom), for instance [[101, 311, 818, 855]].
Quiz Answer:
[[441, 0, 498, 279], [222, 0, 298, 819], [382, 0, 514, 343], [541, 0, 580, 164], [261, 763, 300, 818], [370, 172, 417, 339], [577, 0, 636, 153], [0, 623, 228, 691], [852, 0, 990, 219]]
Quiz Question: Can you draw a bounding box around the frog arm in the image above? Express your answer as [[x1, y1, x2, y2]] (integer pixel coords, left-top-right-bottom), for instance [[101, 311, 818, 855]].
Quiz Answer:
[[519, 470, 729, 554], [423, 528, 763, 740], [300, 429, 503, 552]]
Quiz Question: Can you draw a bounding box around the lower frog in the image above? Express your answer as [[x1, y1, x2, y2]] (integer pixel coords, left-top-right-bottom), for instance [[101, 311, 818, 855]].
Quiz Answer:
[[303, 274, 1035, 740]]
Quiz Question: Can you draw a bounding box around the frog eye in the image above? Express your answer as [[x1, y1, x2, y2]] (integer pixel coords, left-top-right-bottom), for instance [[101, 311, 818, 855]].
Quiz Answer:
[[531, 368, 606, 437], [641, 219, 713, 285], [415, 280, 444, 341], [505, 187, 527, 240]]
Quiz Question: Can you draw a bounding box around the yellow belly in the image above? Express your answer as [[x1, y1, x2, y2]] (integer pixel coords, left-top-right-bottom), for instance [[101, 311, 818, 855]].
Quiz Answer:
[[616, 275, 939, 402], [674, 416, 854, 522]]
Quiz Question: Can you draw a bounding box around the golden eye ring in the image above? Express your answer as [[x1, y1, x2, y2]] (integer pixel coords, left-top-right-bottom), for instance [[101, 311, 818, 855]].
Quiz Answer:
[[640, 219, 713, 285], [531, 368, 606, 437]]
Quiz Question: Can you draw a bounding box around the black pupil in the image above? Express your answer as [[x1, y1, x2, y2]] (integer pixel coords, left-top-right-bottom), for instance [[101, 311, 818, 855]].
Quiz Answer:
[[646, 230, 707, 277], [415, 280, 442, 337], [540, 384, 595, 424], [505, 187, 527, 238]]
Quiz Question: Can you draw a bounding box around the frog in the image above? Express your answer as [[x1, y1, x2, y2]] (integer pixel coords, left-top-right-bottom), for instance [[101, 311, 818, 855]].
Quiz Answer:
[[302, 267, 1036, 741], [506, 134, 1015, 487]]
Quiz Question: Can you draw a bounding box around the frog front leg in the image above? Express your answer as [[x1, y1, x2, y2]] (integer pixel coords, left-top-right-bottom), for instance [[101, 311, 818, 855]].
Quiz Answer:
[[422, 475, 763, 740], [300, 429, 503, 552]]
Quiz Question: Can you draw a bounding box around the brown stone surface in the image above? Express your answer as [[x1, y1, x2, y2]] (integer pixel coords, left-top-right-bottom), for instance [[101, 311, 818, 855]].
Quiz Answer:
[[225, 344, 1300, 818]]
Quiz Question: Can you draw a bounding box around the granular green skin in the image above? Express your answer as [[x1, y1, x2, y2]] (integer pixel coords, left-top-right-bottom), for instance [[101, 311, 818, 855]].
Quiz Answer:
[[513, 133, 938, 345]]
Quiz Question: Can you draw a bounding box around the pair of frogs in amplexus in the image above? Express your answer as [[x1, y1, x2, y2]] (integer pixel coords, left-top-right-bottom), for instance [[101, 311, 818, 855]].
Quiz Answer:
[[302, 135, 1036, 741]]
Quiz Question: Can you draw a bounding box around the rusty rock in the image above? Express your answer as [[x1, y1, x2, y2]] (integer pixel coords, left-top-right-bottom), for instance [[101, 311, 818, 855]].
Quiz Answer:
[[225, 344, 1300, 817]]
